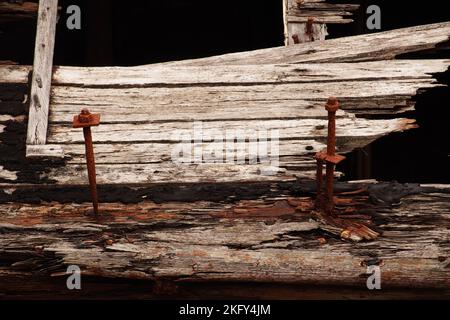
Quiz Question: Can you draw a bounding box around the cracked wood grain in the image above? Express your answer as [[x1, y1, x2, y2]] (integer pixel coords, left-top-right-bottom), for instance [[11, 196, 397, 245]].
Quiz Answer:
[[0, 184, 448, 297]]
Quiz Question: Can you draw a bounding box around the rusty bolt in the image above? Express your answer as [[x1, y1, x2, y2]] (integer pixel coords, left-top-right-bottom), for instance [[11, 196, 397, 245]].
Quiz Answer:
[[314, 97, 345, 214], [292, 34, 300, 44], [73, 109, 101, 215]]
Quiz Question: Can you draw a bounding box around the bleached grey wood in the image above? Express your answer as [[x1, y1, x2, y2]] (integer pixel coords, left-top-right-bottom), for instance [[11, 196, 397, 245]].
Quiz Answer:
[[26, 0, 58, 146], [26, 144, 65, 159], [43, 163, 301, 185], [62, 140, 326, 165], [48, 78, 443, 123], [47, 118, 416, 144], [49, 60, 448, 87]]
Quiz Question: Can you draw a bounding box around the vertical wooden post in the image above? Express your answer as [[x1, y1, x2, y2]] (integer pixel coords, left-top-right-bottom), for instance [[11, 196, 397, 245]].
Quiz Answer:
[[26, 0, 58, 145], [283, 0, 289, 46]]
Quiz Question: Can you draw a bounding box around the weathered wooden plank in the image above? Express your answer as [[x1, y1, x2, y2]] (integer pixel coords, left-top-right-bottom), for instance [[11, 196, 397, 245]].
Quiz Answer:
[[25, 144, 65, 159], [26, 0, 58, 145], [46, 118, 416, 144], [3, 60, 446, 86], [50, 100, 345, 123], [48, 80, 443, 124], [167, 22, 450, 66], [61, 140, 326, 165], [0, 184, 448, 292], [0, 65, 30, 84], [42, 163, 301, 185], [2, 60, 446, 122], [47, 60, 449, 87]]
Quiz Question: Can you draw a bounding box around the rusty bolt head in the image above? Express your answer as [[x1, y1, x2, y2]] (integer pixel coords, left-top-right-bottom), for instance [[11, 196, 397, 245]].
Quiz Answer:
[[325, 97, 339, 113], [78, 108, 92, 123], [73, 109, 101, 128], [292, 34, 300, 44]]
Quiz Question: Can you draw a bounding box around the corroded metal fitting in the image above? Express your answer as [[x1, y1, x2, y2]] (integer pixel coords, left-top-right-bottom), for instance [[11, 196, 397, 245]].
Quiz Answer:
[[325, 97, 339, 113], [73, 108, 100, 128]]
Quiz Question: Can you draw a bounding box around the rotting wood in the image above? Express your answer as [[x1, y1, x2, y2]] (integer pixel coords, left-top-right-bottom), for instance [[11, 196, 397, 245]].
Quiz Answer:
[[26, 0, 58, 146], [0, 182, 448, 297]]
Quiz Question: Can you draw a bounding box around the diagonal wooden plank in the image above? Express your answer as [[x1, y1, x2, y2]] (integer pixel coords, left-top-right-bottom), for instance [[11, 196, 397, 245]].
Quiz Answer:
[[166, 22, 450, 66]]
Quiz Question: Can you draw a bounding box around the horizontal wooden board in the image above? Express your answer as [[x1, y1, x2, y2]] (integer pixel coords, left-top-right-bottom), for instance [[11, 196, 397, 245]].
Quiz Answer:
[[47, 118, 416, 144], [42, 163, 304, 185], [48, 79, 443, 124], [0, 184, 448, 293], [61, 140, 326, 165], [52, 60, 448, 87]]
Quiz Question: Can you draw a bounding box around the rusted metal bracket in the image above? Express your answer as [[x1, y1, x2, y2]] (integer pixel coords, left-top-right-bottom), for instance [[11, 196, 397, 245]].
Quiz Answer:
[[73, 109, 100, 215]]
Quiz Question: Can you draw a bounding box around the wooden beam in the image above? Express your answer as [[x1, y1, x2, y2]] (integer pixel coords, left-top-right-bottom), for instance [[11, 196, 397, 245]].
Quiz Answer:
[[26, 0, 58, 147], [283, 0, 289, 46], [0, 182, 449, 297]]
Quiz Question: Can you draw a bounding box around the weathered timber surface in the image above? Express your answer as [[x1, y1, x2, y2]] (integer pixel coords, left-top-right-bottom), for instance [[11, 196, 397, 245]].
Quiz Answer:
[[0, 23, 448, 188], [26, 0, 58, 145], [4, 60, 445, 185], [0, 182, 449, 299], [2, 60, 447, 118], [283, 0, 359, 45], [167, 22, 450, 66]]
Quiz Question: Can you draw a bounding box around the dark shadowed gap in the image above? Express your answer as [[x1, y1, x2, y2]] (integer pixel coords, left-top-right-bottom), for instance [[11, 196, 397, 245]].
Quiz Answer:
[[59, 0, 285, 66], [339, 68, 450, 183], [334, 0, 450, 183], [0, 0, 285, 66]]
